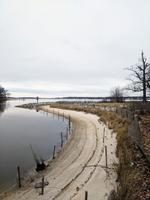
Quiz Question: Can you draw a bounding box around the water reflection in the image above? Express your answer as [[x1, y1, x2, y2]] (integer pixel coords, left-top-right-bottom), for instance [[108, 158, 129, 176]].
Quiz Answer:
[[0, 101, 7, 115], [0, 100, 68, 192]]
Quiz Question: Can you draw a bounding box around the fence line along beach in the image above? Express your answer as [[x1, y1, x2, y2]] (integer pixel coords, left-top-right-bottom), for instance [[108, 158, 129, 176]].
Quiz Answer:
[[2, 105, 117, 200]]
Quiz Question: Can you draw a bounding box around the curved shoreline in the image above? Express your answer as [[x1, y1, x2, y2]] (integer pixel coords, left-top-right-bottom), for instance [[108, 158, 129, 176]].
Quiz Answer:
[[3, 106, 117, 200]]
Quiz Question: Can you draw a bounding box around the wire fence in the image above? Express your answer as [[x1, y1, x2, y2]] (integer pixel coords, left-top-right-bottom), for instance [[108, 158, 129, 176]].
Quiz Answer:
[[22, 102, 150, 165], [87, 103, 150, 164], [111, 107, 150, 164]]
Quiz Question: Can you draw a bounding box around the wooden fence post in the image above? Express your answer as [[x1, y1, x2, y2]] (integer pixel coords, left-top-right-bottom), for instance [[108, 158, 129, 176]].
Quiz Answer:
[[61, 132, 63, 148], [41, 176, 44, 195], [105, 146, 108, 168], [103, 127, 105, 143], [66, 127, 68, 141], [85, 191, 88, 200], [69, 116, 71, 134], [17, 166, 21, 188], [53, 145, 56, 159]]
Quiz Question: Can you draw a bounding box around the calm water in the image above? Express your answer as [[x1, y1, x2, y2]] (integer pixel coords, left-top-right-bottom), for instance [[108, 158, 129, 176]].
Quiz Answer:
[[0, 100, 68, 192]]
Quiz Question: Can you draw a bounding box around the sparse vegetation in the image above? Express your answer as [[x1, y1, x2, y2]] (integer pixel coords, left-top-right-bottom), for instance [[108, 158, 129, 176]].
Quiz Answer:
[[128, 101, 150, 115], [49, 101, 150, 200], [110, 87, 124, 103]]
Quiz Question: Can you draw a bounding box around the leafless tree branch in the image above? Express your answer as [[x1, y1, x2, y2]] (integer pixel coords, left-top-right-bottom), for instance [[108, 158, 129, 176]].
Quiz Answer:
[[125, 51, 150, 102]]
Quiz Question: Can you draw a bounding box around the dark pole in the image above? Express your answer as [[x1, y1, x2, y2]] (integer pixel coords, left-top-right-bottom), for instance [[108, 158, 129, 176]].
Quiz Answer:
[[69, 116, 71, 134], [41, 176, 44, 195], [105, 146, 108, 168], [66, 127, 68, 140], [17, 166, 21, 188], [53, 145, 56, 159], [36, 96, 39, 104], [103, 127, 105, 144], [85, 191, 88, 200], [61, 132, 63, 148], [141, 51, 147, 102]]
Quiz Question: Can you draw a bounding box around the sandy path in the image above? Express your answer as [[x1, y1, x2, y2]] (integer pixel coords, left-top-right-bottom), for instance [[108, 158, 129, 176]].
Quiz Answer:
[[3, 106, 117, 200]]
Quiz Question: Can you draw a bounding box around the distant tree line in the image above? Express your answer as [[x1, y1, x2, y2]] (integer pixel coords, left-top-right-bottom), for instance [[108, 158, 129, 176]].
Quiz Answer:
[[0, 85, 7, 101]]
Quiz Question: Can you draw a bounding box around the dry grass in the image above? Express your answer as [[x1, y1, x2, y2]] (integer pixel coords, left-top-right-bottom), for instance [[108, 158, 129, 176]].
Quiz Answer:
[[48, 102, 150, 200], [127, 102, 150, 115]]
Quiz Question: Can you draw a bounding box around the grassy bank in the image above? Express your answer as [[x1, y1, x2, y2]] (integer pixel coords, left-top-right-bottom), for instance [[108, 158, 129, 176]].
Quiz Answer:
[[48, 102, 150, 200]]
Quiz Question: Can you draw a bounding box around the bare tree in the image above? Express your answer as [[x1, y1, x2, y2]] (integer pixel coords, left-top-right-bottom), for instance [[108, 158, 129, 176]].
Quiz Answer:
[[110, 87, 124, 103], [126, 51, 150, 102]]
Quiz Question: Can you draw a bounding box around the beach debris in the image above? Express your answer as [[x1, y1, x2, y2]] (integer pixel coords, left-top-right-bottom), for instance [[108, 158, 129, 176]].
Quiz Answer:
[[34, 176, 48, 195], [34, 180, 49, 188], [29, 144, 46, 172]]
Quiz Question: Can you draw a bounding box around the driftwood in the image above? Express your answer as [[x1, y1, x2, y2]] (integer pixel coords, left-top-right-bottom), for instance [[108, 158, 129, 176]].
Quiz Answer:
[[29, 145, 46, 171], [34, 180, 49, 188]]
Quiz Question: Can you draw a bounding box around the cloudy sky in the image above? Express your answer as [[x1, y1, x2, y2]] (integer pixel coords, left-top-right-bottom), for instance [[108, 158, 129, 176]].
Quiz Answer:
[[0, 0, 150, 97]]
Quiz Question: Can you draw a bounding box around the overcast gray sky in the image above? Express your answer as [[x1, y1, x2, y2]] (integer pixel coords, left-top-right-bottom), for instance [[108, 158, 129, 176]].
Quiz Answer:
[[0, 0, 150, 97]]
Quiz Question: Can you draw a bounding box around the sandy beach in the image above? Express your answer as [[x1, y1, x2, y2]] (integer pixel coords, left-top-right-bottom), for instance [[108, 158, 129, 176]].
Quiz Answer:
[[3, 106, 117, 200]]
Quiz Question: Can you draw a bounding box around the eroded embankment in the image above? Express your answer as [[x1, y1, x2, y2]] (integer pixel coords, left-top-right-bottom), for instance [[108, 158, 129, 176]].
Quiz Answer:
[[95, 109, 150, 200], [2, 105, 117, 200], [50, 102, 150, 200]]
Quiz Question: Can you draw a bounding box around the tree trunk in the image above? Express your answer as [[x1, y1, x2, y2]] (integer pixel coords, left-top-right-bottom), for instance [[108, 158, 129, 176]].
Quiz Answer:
[[142, 51, 147, 102]]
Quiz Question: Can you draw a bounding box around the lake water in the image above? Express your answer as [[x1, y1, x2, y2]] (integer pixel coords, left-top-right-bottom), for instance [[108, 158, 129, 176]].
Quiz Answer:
[[0, 100, 68, 192]]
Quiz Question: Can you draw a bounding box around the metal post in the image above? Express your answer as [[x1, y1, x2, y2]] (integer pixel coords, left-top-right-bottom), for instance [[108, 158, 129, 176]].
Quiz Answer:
[[41, 176, 44, 195], [105, 146, 108, 168], [69, 116, 71, 134], [66, 127, 68, 140], [103, 128, 105, 143], [61, 132, 63, 148], [53, 145, 56, 159], [17, 166, 21, 188], [85, 191, 88, 200]]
